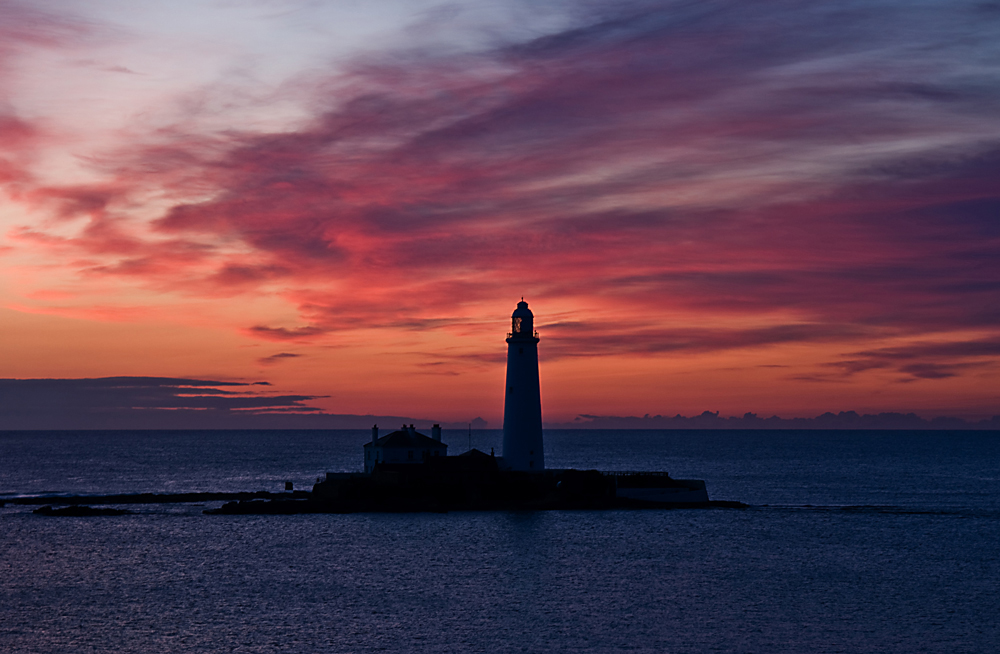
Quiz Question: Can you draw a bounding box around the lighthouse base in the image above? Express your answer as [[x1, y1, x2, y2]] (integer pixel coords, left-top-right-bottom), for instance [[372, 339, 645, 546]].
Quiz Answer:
[[204, 463, 744, 513]]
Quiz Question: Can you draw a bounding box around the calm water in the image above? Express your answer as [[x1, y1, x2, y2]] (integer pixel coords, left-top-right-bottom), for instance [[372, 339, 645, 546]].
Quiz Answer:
[[2, 429, 998, 653]]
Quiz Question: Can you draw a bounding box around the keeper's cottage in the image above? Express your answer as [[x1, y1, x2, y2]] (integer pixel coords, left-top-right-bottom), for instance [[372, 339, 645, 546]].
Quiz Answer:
[[363, 424, 447, 474]]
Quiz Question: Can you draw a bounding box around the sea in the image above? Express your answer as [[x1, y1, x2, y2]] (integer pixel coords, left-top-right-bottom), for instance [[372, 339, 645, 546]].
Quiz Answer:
[[1, 428, 998, 653]]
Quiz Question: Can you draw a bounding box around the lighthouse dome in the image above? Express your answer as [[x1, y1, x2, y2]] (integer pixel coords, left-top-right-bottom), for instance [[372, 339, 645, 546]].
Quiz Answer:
[[509, 300, 535, 338]]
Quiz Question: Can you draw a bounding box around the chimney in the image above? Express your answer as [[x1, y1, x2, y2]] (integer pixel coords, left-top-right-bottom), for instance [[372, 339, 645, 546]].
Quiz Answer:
[[371, 424, 378, 443], [432, 424, 441, 441], [409, 424, 416, 435]]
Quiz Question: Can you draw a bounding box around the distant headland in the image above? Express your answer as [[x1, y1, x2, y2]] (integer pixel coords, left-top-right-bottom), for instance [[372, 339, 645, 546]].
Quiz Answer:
[[550, 411, 1000, 430], [1, 377, 996, 430]]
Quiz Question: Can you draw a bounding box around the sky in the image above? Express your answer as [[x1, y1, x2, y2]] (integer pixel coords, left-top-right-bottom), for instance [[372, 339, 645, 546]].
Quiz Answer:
[[1, 0, 999, 426]]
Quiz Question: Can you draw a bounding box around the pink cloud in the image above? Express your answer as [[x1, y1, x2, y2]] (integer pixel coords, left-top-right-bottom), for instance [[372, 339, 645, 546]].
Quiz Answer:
[[256, 352, 302, 366], [3, 0, 999, 394], [246, 326, 329, 342]]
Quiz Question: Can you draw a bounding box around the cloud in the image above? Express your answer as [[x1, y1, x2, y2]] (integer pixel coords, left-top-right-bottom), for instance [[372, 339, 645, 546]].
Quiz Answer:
[[0, 114, 39, 150], [0, 376, 325, 429], [537, 320, 870, 359], [0, 2, 91, 64], [0, 376, 481, 429], [827, 338, 1000, 381], [246, 325, 329, 342], [0, 375, 317, 406], [257, 352, 302, 365], [103, 64, 137, 74], [548, 410, 1000, 429], [2, 0, 999, 392]]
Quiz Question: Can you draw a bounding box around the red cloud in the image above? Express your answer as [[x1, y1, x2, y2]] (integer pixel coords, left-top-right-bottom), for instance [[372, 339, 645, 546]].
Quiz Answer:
[[3, 1, 999, 393], [246, 326, 329, 342]]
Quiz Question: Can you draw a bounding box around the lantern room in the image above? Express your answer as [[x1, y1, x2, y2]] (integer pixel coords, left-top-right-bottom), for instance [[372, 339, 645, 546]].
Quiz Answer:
[[508, 299, 537, 341]]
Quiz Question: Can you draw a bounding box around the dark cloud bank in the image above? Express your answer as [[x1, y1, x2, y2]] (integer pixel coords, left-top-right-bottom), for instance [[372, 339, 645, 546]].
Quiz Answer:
[[0, 377, 484, 431], [1, 378, 996, 430]]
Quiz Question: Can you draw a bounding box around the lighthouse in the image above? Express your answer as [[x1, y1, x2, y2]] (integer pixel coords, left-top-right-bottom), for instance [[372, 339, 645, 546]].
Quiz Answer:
[[502, 299, 545, 471]]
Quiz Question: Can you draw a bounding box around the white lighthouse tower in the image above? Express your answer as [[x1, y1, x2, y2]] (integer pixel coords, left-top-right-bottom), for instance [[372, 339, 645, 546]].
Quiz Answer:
[[502, 299, 544, 471]]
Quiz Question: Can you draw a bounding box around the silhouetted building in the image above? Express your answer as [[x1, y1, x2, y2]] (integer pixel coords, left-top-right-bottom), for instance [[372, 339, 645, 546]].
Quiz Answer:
[[501, 299, 545, 471], [363, 424, 447, 474]]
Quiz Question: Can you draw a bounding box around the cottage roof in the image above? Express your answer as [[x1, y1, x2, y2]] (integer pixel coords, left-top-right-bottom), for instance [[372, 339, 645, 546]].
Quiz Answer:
[[458, 448, 492, 459]]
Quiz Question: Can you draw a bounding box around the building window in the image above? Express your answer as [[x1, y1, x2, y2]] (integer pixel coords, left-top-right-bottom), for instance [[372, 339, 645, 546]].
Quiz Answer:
[[408, 450, 414, 460], [519, 347, 523, 354], [529, 461, 534, 468]]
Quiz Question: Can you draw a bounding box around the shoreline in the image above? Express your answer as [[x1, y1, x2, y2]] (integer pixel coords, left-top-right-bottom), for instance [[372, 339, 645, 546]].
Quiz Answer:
[[4, 490, 309, 506], [4, 490, 747, 514]]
